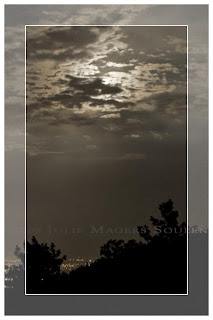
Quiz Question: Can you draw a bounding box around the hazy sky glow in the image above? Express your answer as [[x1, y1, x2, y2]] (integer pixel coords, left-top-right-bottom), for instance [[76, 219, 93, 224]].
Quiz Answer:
[[26, 26, 187, 258]]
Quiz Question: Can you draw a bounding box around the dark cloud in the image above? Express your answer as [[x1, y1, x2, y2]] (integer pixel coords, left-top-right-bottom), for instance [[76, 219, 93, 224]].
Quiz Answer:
[[28, 76, 123, 111], [27, 26, 101, 61], [90, 98, 134, 108], [65, 75, 122, 95]]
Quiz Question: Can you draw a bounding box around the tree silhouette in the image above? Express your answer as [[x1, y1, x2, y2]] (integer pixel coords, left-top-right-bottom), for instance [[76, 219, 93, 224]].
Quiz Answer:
[[26, 236, 66, 293], [138, 199, 186, 241], [14, 243, 25, 264], [100, 239, 125, 259], [65, 199, 186, 294], [23, 199, 187, 294]]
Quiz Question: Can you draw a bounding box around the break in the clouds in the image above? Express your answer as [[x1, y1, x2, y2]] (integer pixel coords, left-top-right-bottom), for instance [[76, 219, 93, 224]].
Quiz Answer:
[[26, 26, 186, 159]]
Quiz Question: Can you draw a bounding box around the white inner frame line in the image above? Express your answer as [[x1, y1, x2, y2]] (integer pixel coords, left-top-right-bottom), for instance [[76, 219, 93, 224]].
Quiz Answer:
[[24, 24, 189, 296]]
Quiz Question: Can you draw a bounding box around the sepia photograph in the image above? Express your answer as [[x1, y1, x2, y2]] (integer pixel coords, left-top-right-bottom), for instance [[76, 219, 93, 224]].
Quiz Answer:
[[4, 4, 208, 315], [25, 25, 187, 294]]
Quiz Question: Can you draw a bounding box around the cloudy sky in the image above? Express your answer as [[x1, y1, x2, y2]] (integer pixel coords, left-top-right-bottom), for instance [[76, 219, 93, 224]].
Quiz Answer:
[[5, 4, 208, 261], [26, 25, 187, 258]]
